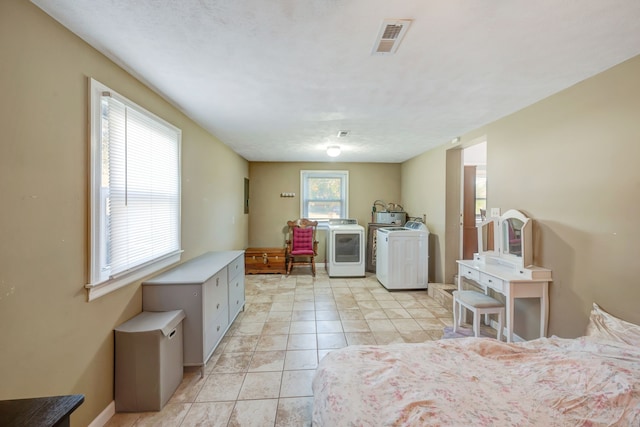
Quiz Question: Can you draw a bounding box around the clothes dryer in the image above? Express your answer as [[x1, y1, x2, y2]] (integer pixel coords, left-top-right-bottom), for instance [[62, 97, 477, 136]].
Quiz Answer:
[[326, 219, 365, 277]]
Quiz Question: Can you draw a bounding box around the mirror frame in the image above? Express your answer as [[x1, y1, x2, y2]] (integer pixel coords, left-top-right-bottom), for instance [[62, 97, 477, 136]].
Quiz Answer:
[[476, 217, 500, 257], [498, 209, 532, 268]]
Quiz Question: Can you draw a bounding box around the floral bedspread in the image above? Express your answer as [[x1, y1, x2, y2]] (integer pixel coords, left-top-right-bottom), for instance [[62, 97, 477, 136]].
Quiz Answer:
[[312, 337, 640, 426]]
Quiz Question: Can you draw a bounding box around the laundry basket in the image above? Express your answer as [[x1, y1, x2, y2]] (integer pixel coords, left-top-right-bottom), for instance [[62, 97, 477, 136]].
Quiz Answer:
[[114, 309, 185, 412]]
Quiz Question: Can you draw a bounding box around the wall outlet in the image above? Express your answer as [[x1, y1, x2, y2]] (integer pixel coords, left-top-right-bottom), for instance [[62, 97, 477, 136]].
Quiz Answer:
[[490, 208, 501, 217]]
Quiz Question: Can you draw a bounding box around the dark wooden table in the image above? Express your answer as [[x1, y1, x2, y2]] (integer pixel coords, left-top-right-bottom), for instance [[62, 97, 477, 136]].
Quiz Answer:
[[0, 394, 84, 427]]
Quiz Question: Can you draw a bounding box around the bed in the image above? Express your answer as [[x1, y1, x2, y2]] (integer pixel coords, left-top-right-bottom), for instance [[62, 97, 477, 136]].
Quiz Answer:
[[312, 304, 640, 426]]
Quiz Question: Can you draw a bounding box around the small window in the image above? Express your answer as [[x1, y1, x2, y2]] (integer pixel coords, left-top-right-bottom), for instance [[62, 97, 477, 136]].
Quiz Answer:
[[300, 170, 349, 222], [86, 79, 182, 300]]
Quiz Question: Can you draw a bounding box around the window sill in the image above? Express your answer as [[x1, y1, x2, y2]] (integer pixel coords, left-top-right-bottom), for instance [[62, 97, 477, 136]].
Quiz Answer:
[[85, 252, 182, 301]]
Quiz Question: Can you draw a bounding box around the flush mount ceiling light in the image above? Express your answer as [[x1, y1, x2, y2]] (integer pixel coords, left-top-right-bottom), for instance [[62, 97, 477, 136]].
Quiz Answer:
[[326, 146, 341, 157]]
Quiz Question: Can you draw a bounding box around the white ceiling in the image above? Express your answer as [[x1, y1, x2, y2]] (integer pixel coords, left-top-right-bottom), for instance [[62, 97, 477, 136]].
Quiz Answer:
[[32, 0, 640, 163]]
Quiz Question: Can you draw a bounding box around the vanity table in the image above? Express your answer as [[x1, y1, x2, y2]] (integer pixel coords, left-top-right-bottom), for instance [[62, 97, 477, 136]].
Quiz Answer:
[[456, 209, 551, 342]]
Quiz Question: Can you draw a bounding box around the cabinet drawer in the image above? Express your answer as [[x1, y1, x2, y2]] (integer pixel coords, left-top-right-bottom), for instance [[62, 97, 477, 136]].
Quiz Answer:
[[204, 307, 229, 360], [228, 255, 244, 280], [460, 266, 480, 282], [203, 272, 228, 320], [229, 275, 245, 321], [480, 273, 504, 292]]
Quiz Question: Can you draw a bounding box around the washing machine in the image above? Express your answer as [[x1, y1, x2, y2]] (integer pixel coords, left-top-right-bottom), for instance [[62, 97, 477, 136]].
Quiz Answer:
[[326, 219, 365, 277], [376, 221, 429, 290]]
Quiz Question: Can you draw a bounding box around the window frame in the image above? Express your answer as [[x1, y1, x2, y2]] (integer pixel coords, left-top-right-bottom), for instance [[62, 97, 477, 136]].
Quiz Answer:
[[86, 78, 182, 301], [300, 170, 349, 225]]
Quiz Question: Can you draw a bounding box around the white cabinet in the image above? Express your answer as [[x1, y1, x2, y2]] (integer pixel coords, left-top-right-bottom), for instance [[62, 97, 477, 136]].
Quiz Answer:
[[142, 251, 244, 375]]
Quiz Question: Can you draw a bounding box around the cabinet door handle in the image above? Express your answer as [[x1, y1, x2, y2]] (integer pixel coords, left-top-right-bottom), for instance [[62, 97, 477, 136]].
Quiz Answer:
[[216, 277, 219, 286], [488, 279, 493, 283], [216, 303, 220, 309], [217, 325, 220, 332]]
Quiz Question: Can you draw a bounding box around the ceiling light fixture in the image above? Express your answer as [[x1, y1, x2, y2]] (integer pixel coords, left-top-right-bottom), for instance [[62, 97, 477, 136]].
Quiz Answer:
[[326, 146, 341, 157]]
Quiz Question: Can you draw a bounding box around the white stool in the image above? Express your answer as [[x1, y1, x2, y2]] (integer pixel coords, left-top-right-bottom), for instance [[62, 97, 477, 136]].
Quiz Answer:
[[453, 290, 505, 341]]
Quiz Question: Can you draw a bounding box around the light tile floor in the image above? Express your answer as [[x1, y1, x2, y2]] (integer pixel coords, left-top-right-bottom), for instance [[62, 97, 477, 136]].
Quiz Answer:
[[105, 270, 454, 427]]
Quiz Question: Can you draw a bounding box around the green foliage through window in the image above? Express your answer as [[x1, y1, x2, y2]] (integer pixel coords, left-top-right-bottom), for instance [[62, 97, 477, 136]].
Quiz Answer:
[[301, 171, 349, 220]]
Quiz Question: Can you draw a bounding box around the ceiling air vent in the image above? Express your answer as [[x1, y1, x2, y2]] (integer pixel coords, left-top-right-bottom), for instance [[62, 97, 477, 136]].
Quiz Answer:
[[372, 19, 412, 55]]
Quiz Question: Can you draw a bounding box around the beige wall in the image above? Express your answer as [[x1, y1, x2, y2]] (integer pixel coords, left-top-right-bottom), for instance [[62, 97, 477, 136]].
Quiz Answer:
[[248, 162, 401, 261], [402, 55, 640, 339], [0, 1, 248, 425], [400, 144, 452, 283]]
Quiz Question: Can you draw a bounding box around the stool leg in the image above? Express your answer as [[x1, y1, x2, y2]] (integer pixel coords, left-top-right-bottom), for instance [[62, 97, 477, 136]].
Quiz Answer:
[[496, 308, 504, 342], [452, 298, 458, 333], [473, 309, 480, 337]]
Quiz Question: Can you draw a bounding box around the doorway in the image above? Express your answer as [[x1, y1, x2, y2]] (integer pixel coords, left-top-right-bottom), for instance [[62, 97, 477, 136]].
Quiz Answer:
[[461, 142, 487, 260]]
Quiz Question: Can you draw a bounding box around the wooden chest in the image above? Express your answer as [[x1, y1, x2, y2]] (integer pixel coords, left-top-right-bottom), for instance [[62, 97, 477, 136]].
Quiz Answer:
[[245, 247, 287, 274]]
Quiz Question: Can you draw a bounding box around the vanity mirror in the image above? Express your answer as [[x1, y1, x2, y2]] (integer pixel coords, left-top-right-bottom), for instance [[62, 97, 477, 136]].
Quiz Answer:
[[476, 217, 499, 256], [498, 209, 532, 268]]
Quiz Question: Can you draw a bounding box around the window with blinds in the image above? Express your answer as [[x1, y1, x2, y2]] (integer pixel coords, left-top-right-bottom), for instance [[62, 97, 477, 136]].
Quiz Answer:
[[300, 170, 349, 222], [87, 79, 182, 300]]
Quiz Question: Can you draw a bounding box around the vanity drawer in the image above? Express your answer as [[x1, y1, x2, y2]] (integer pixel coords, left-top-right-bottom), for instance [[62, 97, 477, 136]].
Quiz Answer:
[[480, 273, 504, 292], [460, 266, 480, 282]]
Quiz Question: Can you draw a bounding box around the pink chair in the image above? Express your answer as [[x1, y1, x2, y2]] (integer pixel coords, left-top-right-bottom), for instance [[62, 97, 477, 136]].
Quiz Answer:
[[286, 219, 319, 276]]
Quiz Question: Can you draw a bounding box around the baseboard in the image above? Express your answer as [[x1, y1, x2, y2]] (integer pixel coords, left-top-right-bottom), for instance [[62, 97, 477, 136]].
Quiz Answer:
[[89, 401, 115, 427]]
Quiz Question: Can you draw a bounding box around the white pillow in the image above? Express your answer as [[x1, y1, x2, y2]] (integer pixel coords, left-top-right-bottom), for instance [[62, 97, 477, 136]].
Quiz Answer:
[[585, 303, 640, 346]]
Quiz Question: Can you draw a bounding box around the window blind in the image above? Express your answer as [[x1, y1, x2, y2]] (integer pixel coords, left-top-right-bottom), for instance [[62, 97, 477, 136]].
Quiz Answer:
[[102, 94, 181, 279]]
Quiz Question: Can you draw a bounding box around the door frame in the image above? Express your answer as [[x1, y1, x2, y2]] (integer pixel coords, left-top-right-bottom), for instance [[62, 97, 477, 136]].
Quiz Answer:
[[444, 136, 487, 283]]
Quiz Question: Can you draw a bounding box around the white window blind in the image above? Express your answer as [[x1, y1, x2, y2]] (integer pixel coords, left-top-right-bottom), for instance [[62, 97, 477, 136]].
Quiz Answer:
[[87, 79, 181, 300]]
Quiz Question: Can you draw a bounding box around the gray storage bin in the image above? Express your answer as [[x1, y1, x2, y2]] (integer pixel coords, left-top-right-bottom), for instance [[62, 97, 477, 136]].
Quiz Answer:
[[114, 309, 185, 412]]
